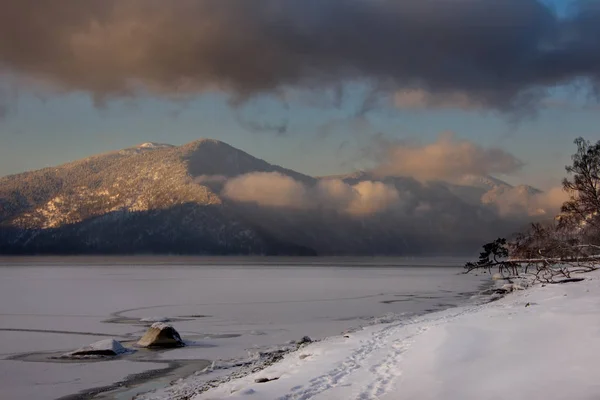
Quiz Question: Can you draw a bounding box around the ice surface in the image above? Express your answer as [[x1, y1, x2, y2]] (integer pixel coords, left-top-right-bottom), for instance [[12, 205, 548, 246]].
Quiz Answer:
[[0, 359, 166, 400], [0, 331, 115, 360], [0, 257, 486, 399]]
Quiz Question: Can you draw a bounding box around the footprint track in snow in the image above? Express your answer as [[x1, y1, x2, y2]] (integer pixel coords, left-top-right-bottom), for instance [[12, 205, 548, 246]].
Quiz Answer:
[[358, 326, 429, 400], [276, 305, 483, 400]]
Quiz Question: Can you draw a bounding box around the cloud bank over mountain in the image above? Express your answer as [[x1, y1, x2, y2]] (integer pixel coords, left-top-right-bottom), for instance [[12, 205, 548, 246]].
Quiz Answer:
[[0, 137, 568, 255], [212, 135, 563, 220], [2, 0, 600, 111], [220, 172, 563, 220], [222, 172, 403, 216]]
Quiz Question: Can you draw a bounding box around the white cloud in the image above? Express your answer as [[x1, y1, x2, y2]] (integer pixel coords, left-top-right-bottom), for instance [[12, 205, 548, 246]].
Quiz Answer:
[[373, 132, 523, 181], [482, 185, 568, 217], [222, 172, 309, 209], [222, 173, 403, 216], [317, 179, 403, 216]]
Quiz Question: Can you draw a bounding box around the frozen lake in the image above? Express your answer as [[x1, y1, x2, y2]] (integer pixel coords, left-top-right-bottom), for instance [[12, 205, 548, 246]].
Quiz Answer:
[[0, 257, 488, 400]]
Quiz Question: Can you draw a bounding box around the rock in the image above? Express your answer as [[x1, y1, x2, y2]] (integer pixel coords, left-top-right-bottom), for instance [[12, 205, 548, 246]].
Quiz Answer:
[[553, 278, 585, 284], [63, 339, 128, 358], [481, 287, 510, 296], [255, 377, 279, 383], [490, 288, 509, 295], [137, 322, 185, 348], [297, 336, 312, 345]]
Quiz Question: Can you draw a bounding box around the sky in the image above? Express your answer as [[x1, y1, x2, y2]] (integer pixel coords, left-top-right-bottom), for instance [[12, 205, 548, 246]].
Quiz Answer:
[[0, 0, 598, 190]]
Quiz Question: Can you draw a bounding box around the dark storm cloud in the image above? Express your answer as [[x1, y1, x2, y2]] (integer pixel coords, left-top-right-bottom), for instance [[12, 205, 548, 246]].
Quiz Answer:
[[1, 0, 600, 109]]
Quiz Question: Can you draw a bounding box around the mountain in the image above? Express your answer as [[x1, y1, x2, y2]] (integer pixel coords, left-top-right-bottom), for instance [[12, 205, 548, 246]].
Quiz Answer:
[[0, 140, 316, 255], [0, 139, 551, 256]]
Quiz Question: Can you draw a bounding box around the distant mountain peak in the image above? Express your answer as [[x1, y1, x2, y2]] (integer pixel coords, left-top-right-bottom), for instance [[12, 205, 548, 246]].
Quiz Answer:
[[183, 138, 229, 148], [454, 174, 512, 190], [191, 138, 225, 145], [319, 170, 373, 181]]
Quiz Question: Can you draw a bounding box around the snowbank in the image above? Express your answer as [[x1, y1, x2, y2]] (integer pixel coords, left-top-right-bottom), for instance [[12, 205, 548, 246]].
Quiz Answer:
[[152, 271, 600, 400]]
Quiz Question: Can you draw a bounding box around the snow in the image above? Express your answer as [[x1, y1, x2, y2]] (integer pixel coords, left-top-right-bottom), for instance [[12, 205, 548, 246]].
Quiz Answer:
[[61, 339, 128, 358], [163, 272, 600, 400], [141, 316, 172, 323], [137, 142, 175, 149], [149, 322, 174, 331]]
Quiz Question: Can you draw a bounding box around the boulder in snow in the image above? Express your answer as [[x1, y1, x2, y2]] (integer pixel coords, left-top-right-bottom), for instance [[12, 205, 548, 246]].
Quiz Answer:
[[62, 339, 128, 358], [297, 336, 313, 345], [255, 377, 280, 383], [137, 322, 185, 348]]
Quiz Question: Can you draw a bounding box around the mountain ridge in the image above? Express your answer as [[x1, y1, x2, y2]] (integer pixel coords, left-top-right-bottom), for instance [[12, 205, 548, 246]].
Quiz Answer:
[[0, 138, 550, 256]]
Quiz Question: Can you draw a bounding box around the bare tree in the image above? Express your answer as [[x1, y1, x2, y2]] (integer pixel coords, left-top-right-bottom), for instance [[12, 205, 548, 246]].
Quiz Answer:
[[560, 137, 600, 234], [465, 138, 600, 283]]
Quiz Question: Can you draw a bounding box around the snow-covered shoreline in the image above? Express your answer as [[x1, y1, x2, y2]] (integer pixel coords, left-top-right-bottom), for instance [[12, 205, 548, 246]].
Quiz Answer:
[[149, 271, 600, 400]]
